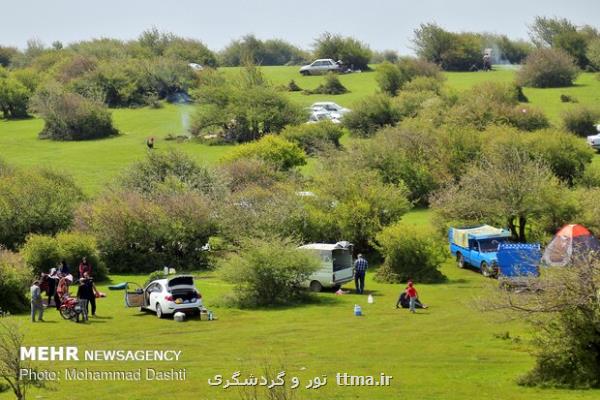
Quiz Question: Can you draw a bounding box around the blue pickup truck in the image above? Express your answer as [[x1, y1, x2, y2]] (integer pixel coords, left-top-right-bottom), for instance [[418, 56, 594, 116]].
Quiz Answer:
[[449, 225, 511, 277]]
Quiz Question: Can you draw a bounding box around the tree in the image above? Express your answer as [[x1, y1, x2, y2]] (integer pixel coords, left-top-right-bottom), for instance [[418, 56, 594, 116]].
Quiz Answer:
[[554, 31, 589, 68], [0, 320, 43, 400], [191, 65, 304, 142], [313, 33, 372, 71], [413, 23, 482, 71], [0, 47, 18, 68], [431, 147, 568, 242], [528, 16, 578, 48], [376, 62, 405, 96], [224, 135, 306, 171], [481, 258, 600, 388], [343, 94, 402, 137], [0, 73, 30, 119], [588, 38, 600, 71], [219, 35, 308, 66]]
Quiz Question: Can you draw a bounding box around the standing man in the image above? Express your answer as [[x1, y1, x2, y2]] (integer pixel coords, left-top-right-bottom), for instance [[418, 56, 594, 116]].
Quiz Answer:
[[30, 280, 44, 322], [354, 254, 368, 294]]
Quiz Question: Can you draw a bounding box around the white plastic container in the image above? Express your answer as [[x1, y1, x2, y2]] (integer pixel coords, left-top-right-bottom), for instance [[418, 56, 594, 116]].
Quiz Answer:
[[367, 294, 374, 304]]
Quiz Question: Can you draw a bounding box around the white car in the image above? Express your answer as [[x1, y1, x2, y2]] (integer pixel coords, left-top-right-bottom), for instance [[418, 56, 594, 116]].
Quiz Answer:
[[298, 241, 355, 292], [586, 125, 600, 151], [311, 102, 351, 119], [299, 59, 341, 76], [139, 276, 203, 318], [307, 109, 341, 124]]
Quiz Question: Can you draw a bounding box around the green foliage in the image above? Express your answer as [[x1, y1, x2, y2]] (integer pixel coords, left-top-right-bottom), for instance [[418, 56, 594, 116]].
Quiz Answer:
[[517, 48, 579, 88], [374, 223, 446, 283], [302, 164, 411, 251], [343, 94, 401, 137], [554, 31, 589, 69], [118, 149, 223, 196], [396, 56, 443, 81], [376, 62, 405, 96], [280, 121, 343, 154], [144, 270, 167, 287], [304, 73, 348, 95], [224, 135, 306, 171], [79, 190, 217, 273], [371, 50, 399, 64], [0, 69, 31, 119], [587, 38, 600, 71], [413, 24, 483, 71], [0, 166, 83, 249], [220, 237, 320, 308], [22, 232, 107, 280], [30, 83, 119, 140], [219, 35, 308, 66], [286, 79, 302, 92], [561, 106, 600, 136], [0, 249, 32, 313], [191, 66, 304, 142], [0, 46, 18, 67], [313, 33, 372, 71]]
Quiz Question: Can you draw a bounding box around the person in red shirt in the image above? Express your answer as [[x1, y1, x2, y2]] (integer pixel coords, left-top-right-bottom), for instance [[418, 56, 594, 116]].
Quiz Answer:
[[406, 282, 418, 313], [78, 257, 92, 278]]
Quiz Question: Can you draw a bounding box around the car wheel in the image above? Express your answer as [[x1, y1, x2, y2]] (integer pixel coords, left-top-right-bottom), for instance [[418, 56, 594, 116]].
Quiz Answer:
[[309, 281, 323, 292], [457, 253, 465, 269], [481, 262, 492, 277], [301, 70, 310, 76], [156, 303, 164, 319]]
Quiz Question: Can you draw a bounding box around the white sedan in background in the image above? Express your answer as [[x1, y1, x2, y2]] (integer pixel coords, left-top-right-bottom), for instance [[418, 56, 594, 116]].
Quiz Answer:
[[307, 102, 351, 124], [586, 124, 600, 151], [140, 276, 203, 318]]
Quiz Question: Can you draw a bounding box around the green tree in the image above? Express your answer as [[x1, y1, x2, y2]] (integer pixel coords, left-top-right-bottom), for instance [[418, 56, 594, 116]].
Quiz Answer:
[[224, 135, 306, 171], [0, 72, 30, 119], [313, 32, 372, 70]]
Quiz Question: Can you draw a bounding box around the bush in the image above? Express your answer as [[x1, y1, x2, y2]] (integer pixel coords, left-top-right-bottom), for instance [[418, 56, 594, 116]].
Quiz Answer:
[[0, 71, 31, 119], [30, 83, 119, 140], [144, 270, 167, 287], [560, 94, 577, 103], [79, 190, 217, 273], [517, 48, 579, 88], [287, 80, 302, 92], [506, 106, 550, 131], [396, 57, 442, 81], [393, 91, 438, 119], [0, 249, 32, 313], [587, 38, 600, 71], [119, 149, 223, 197], [280, 121, 343, 154], [561, 106, 600, 136], [224, 135, 306, 171], [219, 158, 285, 192], [22, 233, 108, 280], [0, 166, 83, 249], [413, 24, 482, 71], [220, 237, 320, 308], [343, 94, 401, 137], [219, 35, 308, 66], [402, 76, 444, 94], [375, 223, 446, 283], [313, 33, 372, 71], [376, 62, 405, 96], [304, 73, 348, 95]]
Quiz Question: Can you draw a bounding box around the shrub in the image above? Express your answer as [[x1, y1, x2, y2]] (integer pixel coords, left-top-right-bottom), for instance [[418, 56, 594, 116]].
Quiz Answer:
[[0, 249, 32, 313], [313, 33, 372, 71], [220, 237, 320, 308], [402, 76, 444, 94], [119, 149, 223, 197], [561, 106, 600, 136], [576, 162, 600, 188], [79, 191, 217, 273], [0, 167, 83, 249], [224, 135, 306, 171], [506, 106, 550, 131], [517, 48, 579, 88], [305, 73, 348, 95], [287, 80, 302, 92], [144, 270, 167, 287], [376, 62, 405, 96], [219, 35, 308, 66], [30, 83, 119, 140], [343, 94, 401, 137], [560, 94, 577, 103], [280, 121, 343, 154], [375, 223, 446, 283], [587, 38, 600, 71], [396, 57, 442, 81], [393, 91, 438, 119], [219, 158, 285, 192], [0, 72, 31, 119], [21, 233, 108, 280], [413, 24, 482, 71]]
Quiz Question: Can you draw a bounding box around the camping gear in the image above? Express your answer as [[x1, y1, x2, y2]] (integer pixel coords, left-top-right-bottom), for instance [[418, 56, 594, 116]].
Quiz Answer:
[[174, 312, 186, 322], [367, 294, 374, 304], [541, 224, 600, 267], [354, 304, 362, 316], [497, 243, 542, 278]]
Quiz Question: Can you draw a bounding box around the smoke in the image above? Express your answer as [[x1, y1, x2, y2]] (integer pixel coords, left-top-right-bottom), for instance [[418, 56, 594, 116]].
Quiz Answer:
[[180, 107, 191, 136]]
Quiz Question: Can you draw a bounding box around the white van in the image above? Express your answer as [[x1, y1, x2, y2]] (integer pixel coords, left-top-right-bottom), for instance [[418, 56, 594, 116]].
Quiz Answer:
[[299, 241, 354, 292]]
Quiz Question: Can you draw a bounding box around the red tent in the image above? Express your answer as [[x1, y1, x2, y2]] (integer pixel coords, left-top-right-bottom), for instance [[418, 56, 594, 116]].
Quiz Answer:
[[541, 224, 600, 267]]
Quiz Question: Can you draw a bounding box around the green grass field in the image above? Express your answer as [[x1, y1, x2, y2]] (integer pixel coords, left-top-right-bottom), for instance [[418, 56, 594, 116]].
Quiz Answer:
[[1, 66, 599, 194], [2, 66, 600, 399]]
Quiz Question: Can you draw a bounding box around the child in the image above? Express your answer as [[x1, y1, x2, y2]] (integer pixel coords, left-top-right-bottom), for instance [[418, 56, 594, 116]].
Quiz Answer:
[[406, 282, 418, 313]]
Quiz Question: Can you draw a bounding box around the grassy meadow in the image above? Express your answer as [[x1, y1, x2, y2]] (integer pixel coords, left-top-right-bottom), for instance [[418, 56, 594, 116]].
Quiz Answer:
[[1, 66, 599, 194], [1, 66, 600, 399]]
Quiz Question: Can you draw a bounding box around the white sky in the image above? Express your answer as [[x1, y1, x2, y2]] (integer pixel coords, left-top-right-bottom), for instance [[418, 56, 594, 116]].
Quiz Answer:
[[1, 0, 599, 53]]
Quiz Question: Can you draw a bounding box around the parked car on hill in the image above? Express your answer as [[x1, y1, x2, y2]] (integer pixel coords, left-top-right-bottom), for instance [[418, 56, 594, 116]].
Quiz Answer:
[[586, 124, 600, 151], [299, 59, 342, 75]]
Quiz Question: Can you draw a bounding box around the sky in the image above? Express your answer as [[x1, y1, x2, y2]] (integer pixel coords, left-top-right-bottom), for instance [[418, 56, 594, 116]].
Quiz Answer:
[[1, 0, 599, 54]]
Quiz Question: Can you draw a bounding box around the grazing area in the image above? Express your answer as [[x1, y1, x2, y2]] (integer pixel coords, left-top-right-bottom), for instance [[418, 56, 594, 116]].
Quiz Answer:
[[1, 67, 599, 193]]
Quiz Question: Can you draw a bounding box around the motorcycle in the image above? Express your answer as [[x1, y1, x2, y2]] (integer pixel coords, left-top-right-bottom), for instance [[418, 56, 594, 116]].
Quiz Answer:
[[59, 297, 84, 322]]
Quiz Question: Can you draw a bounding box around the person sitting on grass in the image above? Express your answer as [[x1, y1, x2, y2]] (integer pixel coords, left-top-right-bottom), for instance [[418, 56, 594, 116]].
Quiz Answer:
[[396, 280, 428, 310]]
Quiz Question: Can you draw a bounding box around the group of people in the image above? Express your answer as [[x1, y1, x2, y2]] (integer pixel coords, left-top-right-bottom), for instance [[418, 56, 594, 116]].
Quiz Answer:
[[353, 254, 428, 314], [30, 257, 99, 322]]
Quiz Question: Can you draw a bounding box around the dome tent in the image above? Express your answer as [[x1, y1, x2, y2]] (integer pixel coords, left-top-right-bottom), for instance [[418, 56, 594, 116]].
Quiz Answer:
[[541, 224, 600, 267]]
